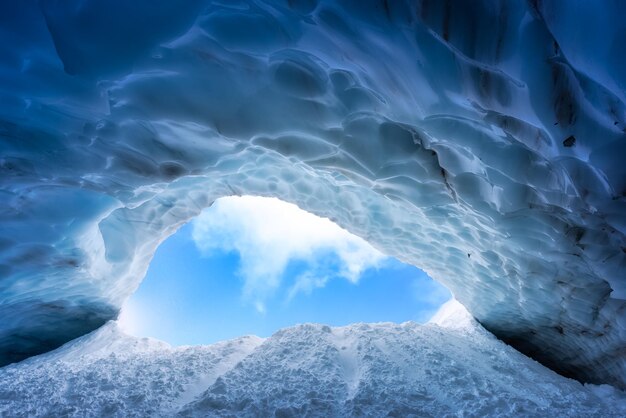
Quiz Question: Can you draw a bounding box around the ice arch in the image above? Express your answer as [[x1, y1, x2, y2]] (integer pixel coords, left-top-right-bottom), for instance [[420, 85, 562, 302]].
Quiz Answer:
[[1, 0, 625, 388]]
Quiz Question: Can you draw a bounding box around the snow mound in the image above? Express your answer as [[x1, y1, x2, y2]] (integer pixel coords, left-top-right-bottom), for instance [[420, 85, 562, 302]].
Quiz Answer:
[[0, 0, 625, 388], [1, 316, 624, 417], [0, 322, 263, 417], [428, 299, 476, 330]]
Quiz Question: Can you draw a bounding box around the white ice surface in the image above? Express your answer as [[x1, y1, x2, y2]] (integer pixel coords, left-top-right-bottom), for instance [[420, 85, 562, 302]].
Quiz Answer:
[[1, 302, 624, 417]]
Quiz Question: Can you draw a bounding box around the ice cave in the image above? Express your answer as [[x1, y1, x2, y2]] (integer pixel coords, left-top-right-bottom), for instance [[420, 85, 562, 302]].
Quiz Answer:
[[1, 0, 625, 415]]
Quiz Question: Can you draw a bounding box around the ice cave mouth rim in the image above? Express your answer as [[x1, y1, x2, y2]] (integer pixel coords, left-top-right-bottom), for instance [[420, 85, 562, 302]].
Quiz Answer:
[[114, 194, 453, 345]]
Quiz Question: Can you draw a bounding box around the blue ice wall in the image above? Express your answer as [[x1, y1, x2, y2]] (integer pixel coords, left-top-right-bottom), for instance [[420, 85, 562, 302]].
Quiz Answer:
[[0, 0, 625, 387]]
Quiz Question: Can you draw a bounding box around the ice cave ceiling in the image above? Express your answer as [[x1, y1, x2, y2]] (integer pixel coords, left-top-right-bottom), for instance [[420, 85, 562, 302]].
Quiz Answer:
[[0, 0, 625, 388]]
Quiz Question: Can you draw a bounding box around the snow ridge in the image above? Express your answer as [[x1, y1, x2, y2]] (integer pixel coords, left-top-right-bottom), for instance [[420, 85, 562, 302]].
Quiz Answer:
[[1, 303, 624, 417]]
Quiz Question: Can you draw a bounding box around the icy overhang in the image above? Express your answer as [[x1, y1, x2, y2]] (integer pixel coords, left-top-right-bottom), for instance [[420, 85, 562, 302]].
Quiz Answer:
[[0, 0, 625, 387]]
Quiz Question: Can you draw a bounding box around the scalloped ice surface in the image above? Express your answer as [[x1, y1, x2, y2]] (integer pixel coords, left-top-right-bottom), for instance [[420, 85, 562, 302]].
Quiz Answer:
[[0, 0, 625, 388]]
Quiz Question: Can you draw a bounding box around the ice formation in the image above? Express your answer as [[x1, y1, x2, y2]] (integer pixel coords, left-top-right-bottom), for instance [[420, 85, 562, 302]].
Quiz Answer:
[[1, 301, 624, 416], [0, 0, 625, 389]]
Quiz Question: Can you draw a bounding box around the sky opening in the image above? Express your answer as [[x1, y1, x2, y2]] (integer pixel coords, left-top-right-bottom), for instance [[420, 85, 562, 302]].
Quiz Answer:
[[118, 196, 451, 345]]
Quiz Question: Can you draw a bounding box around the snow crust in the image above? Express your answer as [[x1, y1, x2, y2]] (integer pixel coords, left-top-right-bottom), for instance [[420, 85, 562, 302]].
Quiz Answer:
[[1, 303, 624, 417], [428, 299, 477, 330], [0, 0, 625, 387]]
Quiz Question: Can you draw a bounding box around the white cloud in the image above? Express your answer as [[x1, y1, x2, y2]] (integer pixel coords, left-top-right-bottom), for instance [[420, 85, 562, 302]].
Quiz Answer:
[[286, 272, 331, 302], [191, 196, 386, 312]]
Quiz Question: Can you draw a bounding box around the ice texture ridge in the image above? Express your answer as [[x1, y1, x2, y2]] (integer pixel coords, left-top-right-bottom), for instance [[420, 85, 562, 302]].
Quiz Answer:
[[0, 0, 625, 388]]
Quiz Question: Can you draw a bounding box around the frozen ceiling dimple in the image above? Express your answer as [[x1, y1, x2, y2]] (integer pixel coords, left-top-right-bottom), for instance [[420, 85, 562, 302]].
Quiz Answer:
[[1, 0, 625, 388]]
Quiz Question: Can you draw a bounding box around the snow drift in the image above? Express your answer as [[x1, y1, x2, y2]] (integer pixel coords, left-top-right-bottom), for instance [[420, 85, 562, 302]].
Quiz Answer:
[[1, 301, 624, 417], [0, 0, 625, 389]]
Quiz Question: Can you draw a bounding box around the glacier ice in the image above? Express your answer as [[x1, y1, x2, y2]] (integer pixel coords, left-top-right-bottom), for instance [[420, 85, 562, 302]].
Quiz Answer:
[[0, 0, 625, 389]]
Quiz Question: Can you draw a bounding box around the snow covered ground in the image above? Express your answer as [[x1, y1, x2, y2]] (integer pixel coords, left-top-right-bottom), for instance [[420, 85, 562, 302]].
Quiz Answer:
[[1, 301, 624, 417]]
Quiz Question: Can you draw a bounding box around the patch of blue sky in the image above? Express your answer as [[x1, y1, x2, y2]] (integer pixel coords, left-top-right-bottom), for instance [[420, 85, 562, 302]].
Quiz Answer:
[[119, 197, 451, 345]]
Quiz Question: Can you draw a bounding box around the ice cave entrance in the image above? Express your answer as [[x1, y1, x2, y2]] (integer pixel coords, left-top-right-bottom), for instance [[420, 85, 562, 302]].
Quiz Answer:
[[118, 196, 450, 345]]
